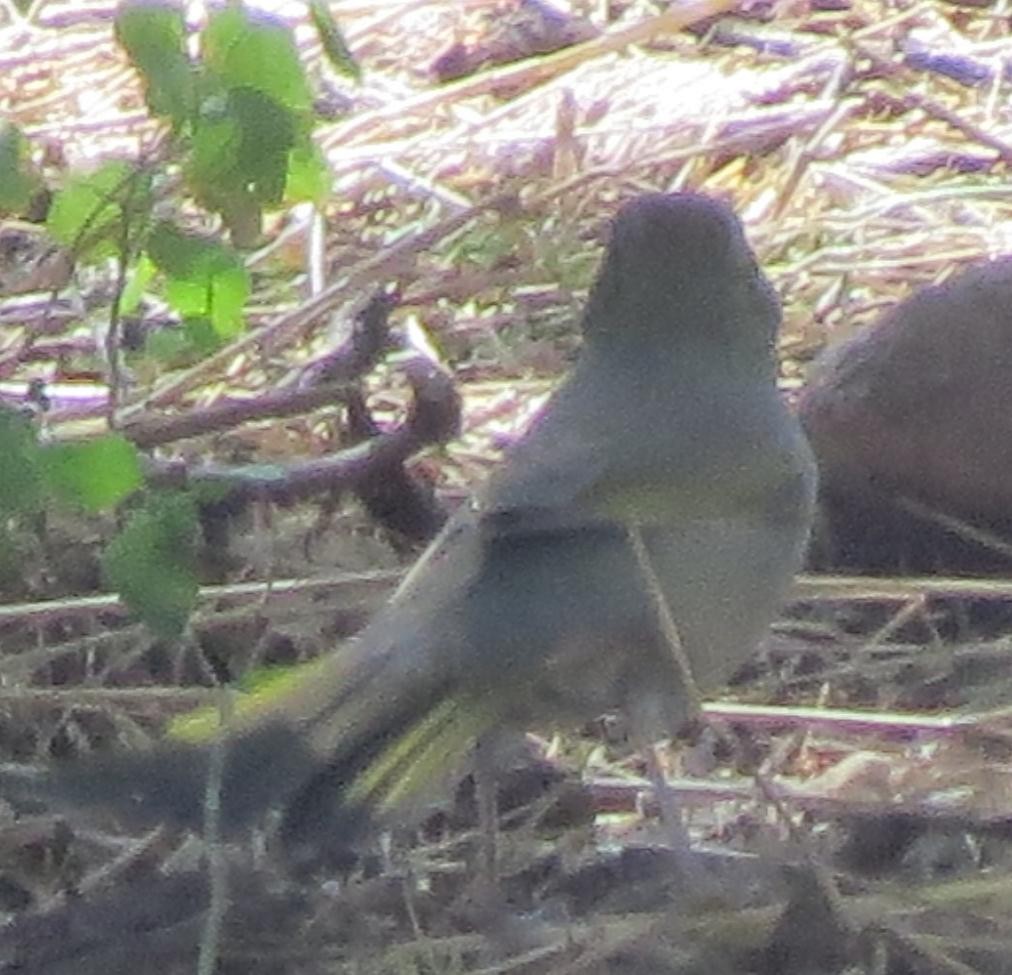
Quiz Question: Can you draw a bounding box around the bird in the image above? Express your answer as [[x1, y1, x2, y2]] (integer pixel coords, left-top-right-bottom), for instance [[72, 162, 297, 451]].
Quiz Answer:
[[2, 192, 817, 862]]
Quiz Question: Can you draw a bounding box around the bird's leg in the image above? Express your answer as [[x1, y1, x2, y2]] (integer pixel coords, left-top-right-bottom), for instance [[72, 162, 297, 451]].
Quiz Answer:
[[636, 735, 733, 902], [634, 734, 713, 894], [638, 739, 693, 854]]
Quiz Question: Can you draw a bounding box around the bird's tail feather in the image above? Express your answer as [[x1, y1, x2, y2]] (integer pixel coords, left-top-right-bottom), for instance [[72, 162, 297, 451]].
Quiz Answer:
[[0, 721, 320, 833], [347, 695, 486, 813], [0, 636, 484, 851]]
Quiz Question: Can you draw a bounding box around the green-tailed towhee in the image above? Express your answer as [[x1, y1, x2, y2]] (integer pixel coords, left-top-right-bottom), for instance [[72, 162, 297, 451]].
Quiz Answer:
[[3, 193, 817, 857]]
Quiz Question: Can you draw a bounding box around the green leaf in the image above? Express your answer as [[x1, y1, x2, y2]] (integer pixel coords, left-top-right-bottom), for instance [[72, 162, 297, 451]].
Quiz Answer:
[[165, 257, 247, 338], [309, 0, 360, 81], [0, 409, 45, 516], [102, 492, 199, 638], [181, 315, 223, 353], [147, 222, 248, 338], [47, 161, 150, 263], [40, 434, 142, 512], [190, 112, 240, 189], [186, 9, 317, 231], [146, 219, 207, 277], [203, 6, 311, 113], [285, 142, 331, 205], [120, 251, 157, 315], [0, 125, 41, 216], [226, 86, 296, 206], [143, 326, 198, 366], [188, 89, 298, 229], [216, 189, 263, 249], [115, 0, 195, 126]]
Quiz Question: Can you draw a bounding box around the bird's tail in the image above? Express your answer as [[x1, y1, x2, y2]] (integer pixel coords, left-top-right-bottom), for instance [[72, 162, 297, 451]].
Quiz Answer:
[[0, 628, 484, 852], [276, 690, 491, 852], [0, 720, 320, 833]]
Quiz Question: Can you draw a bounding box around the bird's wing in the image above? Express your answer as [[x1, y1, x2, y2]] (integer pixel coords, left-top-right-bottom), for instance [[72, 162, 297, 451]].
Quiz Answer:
[[476, 374, 654, 534], [479, 374, 810, 537]]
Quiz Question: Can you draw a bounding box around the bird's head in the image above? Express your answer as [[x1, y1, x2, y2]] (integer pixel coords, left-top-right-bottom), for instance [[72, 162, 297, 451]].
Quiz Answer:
[[582, 192, 780, 369]]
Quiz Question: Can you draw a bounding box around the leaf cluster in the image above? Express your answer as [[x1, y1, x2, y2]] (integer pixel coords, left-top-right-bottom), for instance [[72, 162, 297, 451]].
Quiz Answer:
[[0, 1, 360, 637]]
